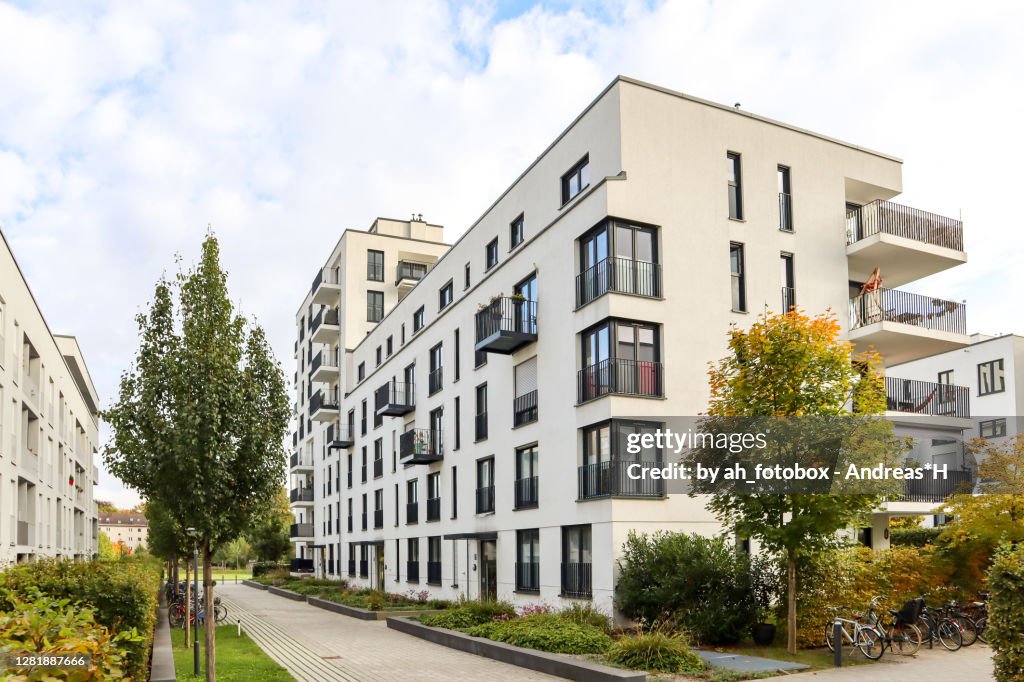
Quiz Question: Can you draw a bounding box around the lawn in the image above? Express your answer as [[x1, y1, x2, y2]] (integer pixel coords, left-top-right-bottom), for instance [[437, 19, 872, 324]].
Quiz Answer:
[[170, 624, 292, 681]]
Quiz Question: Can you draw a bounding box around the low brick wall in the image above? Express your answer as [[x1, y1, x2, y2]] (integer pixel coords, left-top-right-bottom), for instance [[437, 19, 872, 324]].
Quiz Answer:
[[386, 616, 646, 682]]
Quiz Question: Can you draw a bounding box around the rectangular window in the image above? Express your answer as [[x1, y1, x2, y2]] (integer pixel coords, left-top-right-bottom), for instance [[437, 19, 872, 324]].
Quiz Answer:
[[439, 280, 454, 310], [476, 457, 494, 513], [413, 306, 425, 332], [361, 399, 367, 435], [561, 155, 590, 205], [429, 406, 444, 455], [451, 465, 458, 519], [374, 489, 384, 528], [474, 347, 487, 368], [514, 357, 538, 426], [486, 238, 499, 270], [401, 323, 406, 345], [464, 263, 471, 290], [778, 165, 793, 231], [727, 152, 743, 220], [516, 528, 540, 592], [346, 452, 353, 488], [407, 538, 420, 582], [510, 214, 524, 249], [373, 438, 383, 477], [453, 396, 461, 451], [577, 220, 659, 306], [429, 343, 443, 395], [357, 362, 365, 382], [730, 243, 746, 312], [361, 493, 367, 530], [367, 250, 384, 281], [361, 445, 367, 482], [454, 328, 460, 382], [375, 346, 382, 367], [367, 290, 384, 322], [780, 252, 795, 312], [475, 383, 488, 441], [561, 525, 592, 598], [427, 472, 441, 522], [386, 336, 393, 357], [579, 319, 661, 401], [515, 444, 538, 509], [979, 418, 1007, 438], [978, 359, 1005, 396]]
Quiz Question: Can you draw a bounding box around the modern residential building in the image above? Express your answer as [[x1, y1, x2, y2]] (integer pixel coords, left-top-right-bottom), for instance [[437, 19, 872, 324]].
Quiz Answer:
[[0, 230, 101, 566], [98, 511, 149, 554], [289, 76, 969, 613]]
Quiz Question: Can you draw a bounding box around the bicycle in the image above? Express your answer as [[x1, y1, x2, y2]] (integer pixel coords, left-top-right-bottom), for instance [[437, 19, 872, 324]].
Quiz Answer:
[[861, 596, 923, 656], [939, 600, 979, 646], [916, 602, 963, 651], [961, 592, 989, 645], [823, 606, 885, 660]]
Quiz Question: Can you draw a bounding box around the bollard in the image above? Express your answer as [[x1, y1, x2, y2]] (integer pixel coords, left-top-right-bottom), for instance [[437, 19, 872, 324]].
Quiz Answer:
[[833, 621, 843, 667], [237, 619, 242, 637]]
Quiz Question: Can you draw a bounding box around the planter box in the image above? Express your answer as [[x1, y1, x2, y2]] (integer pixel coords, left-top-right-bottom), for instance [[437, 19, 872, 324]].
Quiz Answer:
[[267, 585, 305, 601], [242, 579, 269, 590], [387, 616, 645, 682], [306, 595, 448, 621]]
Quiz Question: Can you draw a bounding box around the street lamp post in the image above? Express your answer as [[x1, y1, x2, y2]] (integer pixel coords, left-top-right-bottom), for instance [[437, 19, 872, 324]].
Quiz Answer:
[[186, 527, 200, 676]]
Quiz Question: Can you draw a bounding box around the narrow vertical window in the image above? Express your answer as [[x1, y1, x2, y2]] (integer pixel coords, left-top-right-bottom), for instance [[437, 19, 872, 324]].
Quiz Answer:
[[367, 250, 384, 281], [727, 153, 743, 220], [778, 166, 792, 231], [780, 252, 795, 312], [730, 243, 746, 312], [464, 263, 471, 290], [510, 214, 524, 249], [486, 239, 499, 270], [367, 290, 384, 322]]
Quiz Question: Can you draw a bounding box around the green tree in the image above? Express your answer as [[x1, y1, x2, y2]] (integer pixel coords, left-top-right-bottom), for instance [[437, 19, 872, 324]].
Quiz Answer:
[[691, 310, 895, 653], [103, 233, 289, 681], [213, 537, 253, 569], [98, 531, 115, 561], [246, 486, 292, 562], [96, 500, 118, 513]]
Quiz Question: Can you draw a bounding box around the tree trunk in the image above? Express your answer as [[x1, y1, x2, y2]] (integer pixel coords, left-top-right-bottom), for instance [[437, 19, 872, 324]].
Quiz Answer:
[[184, 559, 191, 648], [787, 546, 797, 654], [204, 540, 216, 682]]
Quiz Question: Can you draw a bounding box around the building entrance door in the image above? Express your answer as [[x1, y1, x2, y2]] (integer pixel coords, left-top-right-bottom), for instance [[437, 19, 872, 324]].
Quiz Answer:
[[375, 544, 385, 589], [479, 540, 497, 601]]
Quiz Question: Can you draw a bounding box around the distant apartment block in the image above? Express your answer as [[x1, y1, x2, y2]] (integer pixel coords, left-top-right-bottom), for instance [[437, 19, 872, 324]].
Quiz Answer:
[[0, 230, 101, 566], [99, 511, 149, 554], [288, 77, 969, 612]]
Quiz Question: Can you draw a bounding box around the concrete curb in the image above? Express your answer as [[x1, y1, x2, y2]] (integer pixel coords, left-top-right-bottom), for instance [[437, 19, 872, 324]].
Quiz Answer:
[[267, 585, 306, 601], [241, 579, 268, 590], [386, 616, 646, 682], [149, 606, 176, 681], [305, 595, 447, 621]]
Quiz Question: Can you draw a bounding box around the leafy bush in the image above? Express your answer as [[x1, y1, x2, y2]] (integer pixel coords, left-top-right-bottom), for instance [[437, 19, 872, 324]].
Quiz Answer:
[[606, 628, 704, 673], [559, 602, 611, 633], [0, 557, 160, 679], [420, 600, 516, 630], [251, 560, 289, 577], [615, 531, 756, 644], [466, 614, 612, 654], [890, 526, 942, 547], [0, 592, 144, 681], [988, 542, 1024, 682]]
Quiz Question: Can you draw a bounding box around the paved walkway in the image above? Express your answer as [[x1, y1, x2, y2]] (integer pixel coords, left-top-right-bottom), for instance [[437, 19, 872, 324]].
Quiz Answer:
[[787, 643, 994, 681], [218, 583, 558, 681]]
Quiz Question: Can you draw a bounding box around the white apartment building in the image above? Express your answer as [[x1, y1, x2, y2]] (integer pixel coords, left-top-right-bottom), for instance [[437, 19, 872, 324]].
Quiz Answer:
[[289, 77, 969, 613], [0, 230, 101, 566], [99, 511, 149, 554]]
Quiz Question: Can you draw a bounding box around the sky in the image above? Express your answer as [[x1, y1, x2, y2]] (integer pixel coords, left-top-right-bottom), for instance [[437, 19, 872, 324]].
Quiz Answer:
[[1, 0, 1021, 508]]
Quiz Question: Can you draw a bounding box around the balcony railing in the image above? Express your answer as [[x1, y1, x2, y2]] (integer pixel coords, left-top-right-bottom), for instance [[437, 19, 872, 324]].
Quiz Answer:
[[576, 257, 662, 307], [311, 349, 339, 376], [426, 497, 441, 522], [290, 523, 314, 538], [515, 561, 540, 592], [846, 200, 963, 251], [885, 376, 970, 418], [561, 562, 592, 599], [311, 267, 340, 296], [406, 502, 418, 524], [399, 428, 443, 464], [348, 559, 356, 576], [310, 307, 339, 333], [474, 412, 488, 441], [373, 458, 383, 478], [290, 487, 314, 503], [396, 261, 429, 285], [578, 461, 665, 500], [406, 561, 420, 582], [779, 192, 793, 232], [290, 558, 313, 573], [782, 286, 796, 313], [375, 382, 415, 416], [427, 561, 442, 585], [513, 390, 538, 426], [849, 288, 966, 335], [428, 367, 443, 395], [577, 358, 663, 403], [514, 476, 538, 509], [359, 560, 368, 578], [290, 452, 313, 469], [475, 298, 538, 354], [327, 421, 353, 449], [898, 469, 975, 502], [476, 485, 495, 514], [374, 509, 384, 529], [310, 388, 340, 415]]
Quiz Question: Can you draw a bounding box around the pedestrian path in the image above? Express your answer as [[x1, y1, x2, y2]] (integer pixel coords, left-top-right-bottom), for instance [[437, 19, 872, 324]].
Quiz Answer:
[[785, 643, 994, 682], [218, 582, 558, 681]]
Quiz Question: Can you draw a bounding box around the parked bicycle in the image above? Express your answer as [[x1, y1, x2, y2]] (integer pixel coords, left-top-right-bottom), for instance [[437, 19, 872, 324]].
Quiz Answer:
[[939, 600, 979, 647], [861, 596, 923, 656], [823, 606, 884, 660], [916, 600, 963, 651]]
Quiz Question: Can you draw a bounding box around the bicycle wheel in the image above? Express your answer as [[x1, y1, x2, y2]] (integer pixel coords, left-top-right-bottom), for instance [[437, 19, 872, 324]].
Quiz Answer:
[[975, 615, 988, 644], [936, 619, 963, 651], [954, 616, 978, 646], [824, 620, 854, 652], [855, 627, 884, 660], [892, 623, 922, 656], [215, 604, 228, 624], [168, 608, 183, 628]]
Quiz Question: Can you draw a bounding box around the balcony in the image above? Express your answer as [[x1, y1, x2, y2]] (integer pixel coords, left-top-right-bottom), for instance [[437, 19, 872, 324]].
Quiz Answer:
[[290, 487, 314, 505], [290, 452, 313, 471], [406, 502, 418, 524], [898, 469, 975, 503], [374, 509, 384, 529], [310, 307, 340, 344], [849, 288, 968, 365], [400, 428, 443, 464], [311, 267, 341, 305], [407, 561, 420, 582], [513, 391, 538, 427], [475, 298, 537, 354], [311, 349, 339, 383], [577, 358, 663, 403], [375, 382, 415, 416], [846, 200, 966, 287], [327, 422, 353, 449], [576, 257, 662, 308], [885, 377, 970, 419], [426, 497, 441, 522], [514, 476, 538, 509], [578, 461, 665, 500], [289, 523, 314, 540], [515, 562, 539, 593], [396, 261, 429, 290], [475, 485, 495, 514], [561, 562, 592, 599], [427, 561, 442, 585], [310, 388, 340, 422]]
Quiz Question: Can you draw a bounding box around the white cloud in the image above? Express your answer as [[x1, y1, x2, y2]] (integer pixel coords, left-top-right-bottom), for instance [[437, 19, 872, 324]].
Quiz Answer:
[[1, 0, 1021, 502]]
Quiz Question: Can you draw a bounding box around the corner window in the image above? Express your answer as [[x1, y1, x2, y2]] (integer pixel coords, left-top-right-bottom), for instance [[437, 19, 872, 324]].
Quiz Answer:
[[367, 250, 384, 281], [486, 238, 499, 270], [510, 214, 524, 249], [727, 152, 743, 220], [561, 155, 590, 205], [978, 359, 1005, 396]]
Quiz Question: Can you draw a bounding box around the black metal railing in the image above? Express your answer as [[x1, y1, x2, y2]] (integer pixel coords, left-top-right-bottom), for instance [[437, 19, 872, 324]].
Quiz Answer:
[[289, 523, 313, 538], [348, 559, 356, 576], [476, 485, 495, 513], [885, 376, 970, 418], [576, 257, 662, 307], [474, 411, 488, 441], [849, 288, 966, 335], [427, 561, 442, 585], [428, 367, 443, 395], [328, 422, 353, 448], [290, 452, 312, 469], [359, 560, 368, 578], [400, 428, 443, 461], [310, 307, 339, 333], [513, 390, 538, 426], [561, 562, 592, 598], [375, 382, 415, 413], [846, 199, 963, 251], [374, 509, 384, 529], [899, 469, 975, 502], [310, 388, 340, 414], [311, 267, 339, 295], [406, 502, 418, 524], [514, 476, 538, 509], [290, 487, 314, 503], [426, 497, 441, 522], [396, 261, 429, 284], [577, 358, 663, 402], [779, 192, 793, 232], [311, 349, 339, 376], [475, 298, 537, 342], [373, 458, 383, 478], [290, 558, 314, 572], [577, 461, 665, 500], [515, 562, 540, 592], [781, 286, 796, 313], [406, 561, 420, 582]]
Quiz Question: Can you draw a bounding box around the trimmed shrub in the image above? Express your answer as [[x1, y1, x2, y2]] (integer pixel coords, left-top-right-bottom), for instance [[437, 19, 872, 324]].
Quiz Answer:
[[606, 629, 704, 674], [251, 561, 288, 577], [420, 600, 516, 630], [988, 543, 1024, 682], [615, 531, 756, 644], [890, 526, 941, 547], [559, 602, 612, 633], [466, 614, 613, 654]]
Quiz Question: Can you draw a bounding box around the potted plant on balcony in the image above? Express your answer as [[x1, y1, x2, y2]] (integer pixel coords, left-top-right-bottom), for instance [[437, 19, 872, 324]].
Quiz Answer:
[[750, 553, 781, 646]]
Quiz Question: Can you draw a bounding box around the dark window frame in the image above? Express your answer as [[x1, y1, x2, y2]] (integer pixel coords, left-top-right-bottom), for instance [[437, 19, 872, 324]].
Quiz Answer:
[[367, 290, 384, 322], [367, 249, 384, 282], [485, 238, 499, 270], [510, 214, 525, 250], [561, 154, 590, 205], [730, 242, 747, 312], [978, 359, 1006, 396], [439, 279, 454, 311], [727, 152, 743, 220]]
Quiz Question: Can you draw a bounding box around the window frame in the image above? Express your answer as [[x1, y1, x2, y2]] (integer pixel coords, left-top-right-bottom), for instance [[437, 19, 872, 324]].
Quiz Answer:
[[730, 242, 747, 313], [439, 279, 454, 311], [509, 214, 525, 250], [727, 152, 743, 220], [561, 154, 590, 205], [978, 359, 1006, 396], [485, 238, 499, 270], [367, 290, 384, 322], [367, 249, 384, 282]]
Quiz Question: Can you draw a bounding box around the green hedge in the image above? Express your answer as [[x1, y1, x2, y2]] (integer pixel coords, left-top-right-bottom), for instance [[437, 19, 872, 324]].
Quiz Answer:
[[252, 561, 289, 577], [0, 557, 160, 680], [466, 614, 613, 654], [890, 526, 942, 547], [988, 543, 1024, 682]]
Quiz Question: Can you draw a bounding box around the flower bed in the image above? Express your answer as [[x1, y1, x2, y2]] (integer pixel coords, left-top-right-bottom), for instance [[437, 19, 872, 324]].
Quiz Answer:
[[249, 573, 451, 611]]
